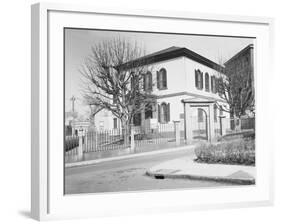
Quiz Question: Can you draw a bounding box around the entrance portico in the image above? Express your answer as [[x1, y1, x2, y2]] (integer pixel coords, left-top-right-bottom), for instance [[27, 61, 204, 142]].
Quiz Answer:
[[182, 98, 217, 142]]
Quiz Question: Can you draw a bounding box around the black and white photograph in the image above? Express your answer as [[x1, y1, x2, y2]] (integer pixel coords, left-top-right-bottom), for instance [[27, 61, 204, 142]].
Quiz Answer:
[[64, 28, 256, 195]]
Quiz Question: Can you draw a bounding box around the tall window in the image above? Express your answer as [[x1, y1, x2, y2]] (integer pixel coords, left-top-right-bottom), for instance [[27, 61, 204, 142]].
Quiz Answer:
[[195, 69, 203, 89], [214, 104, 218, 123], [133, 113, 141, 126], [205, 73, 210, 92], [143, 72, 152, 91], [145, 104, 153, 119], [113, 118, 118, 129], [130, 72, 139, 90], [211, 76, 217, 93], [158, 102, 170, 123], [157, 68, 167, 90]]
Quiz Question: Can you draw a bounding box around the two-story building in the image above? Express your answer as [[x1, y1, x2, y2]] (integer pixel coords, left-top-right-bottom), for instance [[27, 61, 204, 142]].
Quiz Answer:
[[92, 46, 234, 140]]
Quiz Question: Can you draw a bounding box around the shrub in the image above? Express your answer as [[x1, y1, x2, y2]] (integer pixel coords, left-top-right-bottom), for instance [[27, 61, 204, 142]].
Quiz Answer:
[[194, 139, 255, 166], [65, 136, 79, 152], [219, 130, 255, 141]]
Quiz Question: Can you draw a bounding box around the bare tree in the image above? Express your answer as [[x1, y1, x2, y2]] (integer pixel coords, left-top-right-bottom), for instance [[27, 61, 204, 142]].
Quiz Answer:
[[80, 37, 156, 144], [216, 57, 254, 128]]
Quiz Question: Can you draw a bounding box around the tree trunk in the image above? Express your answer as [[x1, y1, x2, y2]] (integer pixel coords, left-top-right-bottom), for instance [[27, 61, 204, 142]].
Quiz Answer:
[[234, 115, 241, 131], [230, 109, 241, 132], [121, 119, 130, 146], [230, 110, 235, 130]]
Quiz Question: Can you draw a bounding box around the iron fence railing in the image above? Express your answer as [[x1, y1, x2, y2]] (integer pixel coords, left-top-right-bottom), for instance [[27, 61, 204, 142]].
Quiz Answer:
[[64, 122, 187, 155], [64, 117, 255, 156], [134, 123, 180, 147], [65, 135, 79, 156], [84, 128, 128, 153]]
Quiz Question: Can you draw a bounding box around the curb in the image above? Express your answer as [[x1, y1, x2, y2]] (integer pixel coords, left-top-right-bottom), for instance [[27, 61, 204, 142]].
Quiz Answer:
[[145, 170, 255, 185], [65, 145, 195, 168]]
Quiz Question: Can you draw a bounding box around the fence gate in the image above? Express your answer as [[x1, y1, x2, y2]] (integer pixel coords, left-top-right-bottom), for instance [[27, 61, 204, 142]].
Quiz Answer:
[[192, 108, 208, 140]]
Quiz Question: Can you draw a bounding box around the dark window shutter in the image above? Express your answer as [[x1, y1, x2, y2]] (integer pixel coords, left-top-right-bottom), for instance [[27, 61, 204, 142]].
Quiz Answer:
[[157, 71, 160, 89], [130, 72, 134, 90], [143, 74, 146, 91], [195, 70, 198, 88], [158, 104, 161, 122], [200, 72, 203, 89], [211, 76, 214, 92], [205, 73, 209, 91], [167, 103, 170, 122], [215, 77, 218, 93], [163, 70, 167, 88], [148, 72, 152, 90]]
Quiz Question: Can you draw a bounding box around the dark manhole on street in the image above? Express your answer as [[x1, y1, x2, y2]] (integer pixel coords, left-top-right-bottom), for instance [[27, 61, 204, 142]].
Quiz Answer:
[[154, 169, 180, 179]]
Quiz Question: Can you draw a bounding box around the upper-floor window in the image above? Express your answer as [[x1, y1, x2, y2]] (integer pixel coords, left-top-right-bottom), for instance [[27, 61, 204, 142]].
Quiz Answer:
[[158, 102, 170, 123], [205, 72, 210, 92], [157, 68, 167, 90], [143, 72, 152, 91], [211, 76, 217, 93], [130, 72, 139, 90], [195, 69, 203, 90]]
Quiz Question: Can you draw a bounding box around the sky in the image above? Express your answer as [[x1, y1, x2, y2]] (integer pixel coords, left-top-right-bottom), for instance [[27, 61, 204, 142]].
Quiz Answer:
[[64, 28, 254, 117]]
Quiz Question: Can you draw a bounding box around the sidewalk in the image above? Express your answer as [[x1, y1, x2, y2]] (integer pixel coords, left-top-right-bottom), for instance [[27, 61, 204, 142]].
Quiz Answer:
[[146, 157, 256, 185], [65, 144, 195, 168], [65, 140, 187, 164]]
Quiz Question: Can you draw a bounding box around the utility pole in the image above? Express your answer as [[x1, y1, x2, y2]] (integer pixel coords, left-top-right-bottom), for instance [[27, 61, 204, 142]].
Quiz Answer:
[[70, 96, 76, 113]]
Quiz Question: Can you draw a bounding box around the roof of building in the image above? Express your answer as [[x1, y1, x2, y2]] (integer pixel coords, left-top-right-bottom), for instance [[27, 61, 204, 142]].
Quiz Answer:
[[120, 46, 225, 72], [224, 44, 254, 65], [181, 96, 218, 104]]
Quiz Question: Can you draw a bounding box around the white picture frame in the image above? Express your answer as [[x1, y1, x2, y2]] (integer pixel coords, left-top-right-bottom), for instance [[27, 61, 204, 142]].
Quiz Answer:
[[31, 2, 274, 221]]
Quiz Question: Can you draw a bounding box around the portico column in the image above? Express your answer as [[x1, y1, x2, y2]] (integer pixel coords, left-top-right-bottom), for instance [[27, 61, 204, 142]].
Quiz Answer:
[[184, 103, 193, 141], [173, 120, 181, 146]]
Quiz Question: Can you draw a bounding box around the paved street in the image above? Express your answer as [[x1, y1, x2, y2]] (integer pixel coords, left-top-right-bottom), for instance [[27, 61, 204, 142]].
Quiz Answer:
[[65, 149, 235, 194]]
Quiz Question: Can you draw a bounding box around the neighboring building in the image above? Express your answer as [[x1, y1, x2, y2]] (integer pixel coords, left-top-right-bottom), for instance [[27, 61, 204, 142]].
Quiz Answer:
[[93, 46, 231, 138], [224, 44, 254, 84], [71, 120, 91, 136], [224, 44, 254, 114], [65, 111, 93, 136], [65, 111, 78, 136]]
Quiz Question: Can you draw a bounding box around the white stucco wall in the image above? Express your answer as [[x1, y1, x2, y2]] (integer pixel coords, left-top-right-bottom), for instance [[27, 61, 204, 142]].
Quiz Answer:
[[92, 55, 230, 132], [183, 57, 224, 101], [147, 56, 227, 101], [148, 57, 187, 95]]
